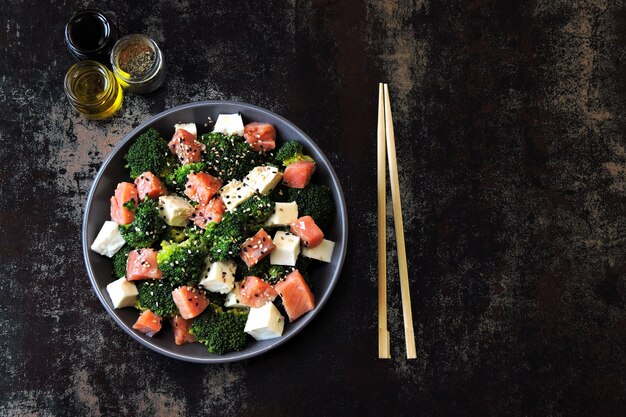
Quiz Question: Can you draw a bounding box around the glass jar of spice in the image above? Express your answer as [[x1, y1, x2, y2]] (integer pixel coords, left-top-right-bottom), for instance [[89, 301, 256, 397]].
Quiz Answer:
[[64, 60, 123, 120], [111, 34, 165, 94]]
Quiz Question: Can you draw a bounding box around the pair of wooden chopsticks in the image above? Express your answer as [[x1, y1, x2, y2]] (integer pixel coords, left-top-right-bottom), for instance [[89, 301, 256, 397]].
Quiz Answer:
[[377, 83, 417, 359]]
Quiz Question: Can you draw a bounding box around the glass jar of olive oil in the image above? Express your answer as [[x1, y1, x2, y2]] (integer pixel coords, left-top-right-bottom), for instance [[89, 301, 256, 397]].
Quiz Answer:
[[64, 60, 123, 120]]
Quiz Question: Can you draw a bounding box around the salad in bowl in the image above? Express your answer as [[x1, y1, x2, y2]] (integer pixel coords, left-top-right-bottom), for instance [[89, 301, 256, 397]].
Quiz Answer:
[[89, 112, 339, 356]]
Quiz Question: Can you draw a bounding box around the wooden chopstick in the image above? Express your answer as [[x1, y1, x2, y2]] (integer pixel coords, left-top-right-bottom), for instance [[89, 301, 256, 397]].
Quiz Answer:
[[377, 83, 390, 359], [383, 83, 417, 359]]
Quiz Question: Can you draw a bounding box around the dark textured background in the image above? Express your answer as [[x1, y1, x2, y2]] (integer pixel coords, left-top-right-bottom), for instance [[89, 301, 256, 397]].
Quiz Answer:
[[1, 0, 625, 416]]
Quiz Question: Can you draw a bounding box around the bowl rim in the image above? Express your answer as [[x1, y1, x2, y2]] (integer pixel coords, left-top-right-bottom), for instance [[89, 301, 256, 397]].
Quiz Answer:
[[81, 100, 348, 363]]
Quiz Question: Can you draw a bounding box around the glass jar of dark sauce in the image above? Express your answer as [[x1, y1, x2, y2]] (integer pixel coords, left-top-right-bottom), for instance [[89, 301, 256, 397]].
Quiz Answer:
[[65, 10, 118, 64]]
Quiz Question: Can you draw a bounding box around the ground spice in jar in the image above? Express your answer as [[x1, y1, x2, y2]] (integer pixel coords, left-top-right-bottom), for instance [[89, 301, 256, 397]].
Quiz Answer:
[[111, 34, 165, 94], [118, 42, 155, 77]]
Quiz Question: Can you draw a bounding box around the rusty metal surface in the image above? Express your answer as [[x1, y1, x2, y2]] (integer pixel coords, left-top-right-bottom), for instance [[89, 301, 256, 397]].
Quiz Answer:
[[1, 1, 625, 416]]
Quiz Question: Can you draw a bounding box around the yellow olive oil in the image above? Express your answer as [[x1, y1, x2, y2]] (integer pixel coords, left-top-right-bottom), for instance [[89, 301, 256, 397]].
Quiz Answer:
[[64, 60, 123, 120]]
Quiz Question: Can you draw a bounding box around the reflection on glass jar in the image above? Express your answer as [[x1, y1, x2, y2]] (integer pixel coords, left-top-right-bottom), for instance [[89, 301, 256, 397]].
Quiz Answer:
[[64, 60, 123, 120], [111, 34, 166, 94]]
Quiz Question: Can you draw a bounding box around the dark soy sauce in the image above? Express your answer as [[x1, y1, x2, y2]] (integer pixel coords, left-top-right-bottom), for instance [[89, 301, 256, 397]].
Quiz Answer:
[[69, 13, 107, 50], [65, 10, 117, 64]]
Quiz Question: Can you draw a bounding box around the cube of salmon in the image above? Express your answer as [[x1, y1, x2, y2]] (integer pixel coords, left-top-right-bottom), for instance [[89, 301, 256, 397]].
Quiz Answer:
[[133, 310, 162, 337], [185, 172, 222, 204], [126, 249, 162, 281], [193, 196, 226, 229], [172, 286, 209, 319], [168, 128, 205, 165], [243, 122, 276, 152], [240, 229, 276, 267], [170, 316, 197, 345], [290, 215, 324, 248], [110, 182, 138, 225], [274, 270, 315, 322], [283, 161, 316, 189], [134, 171, 167, 201], [239, 276, 278, 308]]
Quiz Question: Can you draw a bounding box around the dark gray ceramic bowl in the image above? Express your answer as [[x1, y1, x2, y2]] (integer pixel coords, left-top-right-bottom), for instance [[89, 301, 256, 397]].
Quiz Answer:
[[82, 101, 347, 363]]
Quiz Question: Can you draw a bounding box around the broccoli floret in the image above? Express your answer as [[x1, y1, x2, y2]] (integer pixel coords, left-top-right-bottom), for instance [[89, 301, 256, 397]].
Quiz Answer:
[[200, 132, 268, 182], [275, 140, 314, 166], [157, 238, 208, 286], [234, 257, 273, 280], [271, 261, 312, 284], [165, 162, 206, 190], [234, 257, 303, 285], [196, 196, 274, 264], [189, 305, 249, 354], [123, 199, 136, 211], [204, 213, 247, 262], [186, 223, 212, 241], [288, 183, 335, 230], [124, 129, 177, 179], [266, 264, 293, 285], [135, 280, 178, 318], [231, 194, 275, 230], [267, 183, 290, 203], [119, 199, 166, 248], [295, 257, 314, 288], [112, 245, 132, 278], [163, 227, 187, 243], [210, 292, 228, 308]]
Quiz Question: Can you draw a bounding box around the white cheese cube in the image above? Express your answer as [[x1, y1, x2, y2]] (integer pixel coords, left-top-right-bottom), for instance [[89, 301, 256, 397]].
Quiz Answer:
[[158, 195, 194, 227], [91, 221, 126, 257], [219, 180, 255, 212], [243, 166, 283, 195], [106, 277, 138, 309], [264, 202, 298, 227], [199, 260, 236, 294], [213, 113, 244, 136], [244, 302, 285, 341], [270, 231, 301, 266], [224, 282, 248, 308], [302, 239, 335, 263], [174, 122, 197, 138]]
